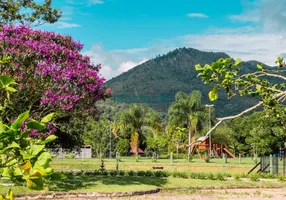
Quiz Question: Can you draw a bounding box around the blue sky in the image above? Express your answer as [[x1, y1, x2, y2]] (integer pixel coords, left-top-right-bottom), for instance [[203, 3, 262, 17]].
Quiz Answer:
[[41, 0, 286, 80]]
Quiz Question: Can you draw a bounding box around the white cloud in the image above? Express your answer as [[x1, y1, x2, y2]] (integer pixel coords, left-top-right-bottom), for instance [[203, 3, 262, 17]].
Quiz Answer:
[[229, 14, 260, 22], [55, 22, 81, 29], [181, 33, 286, 65], [89, 0, 104, 5], [84, 45, 151, 80], [187, 13, 208, 18]]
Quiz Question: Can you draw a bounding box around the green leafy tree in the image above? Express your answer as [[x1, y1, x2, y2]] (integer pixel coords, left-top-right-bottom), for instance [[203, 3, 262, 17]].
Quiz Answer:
[[172, 127, 187, 154], [145, 135, 168, 155], [196, 56, 286, 147], [168, 91, 208, 157], [83, 119, 112, 158], [0, 0, 61, 25], [114, 104, 161, 156], [115, 138, 130, 156]]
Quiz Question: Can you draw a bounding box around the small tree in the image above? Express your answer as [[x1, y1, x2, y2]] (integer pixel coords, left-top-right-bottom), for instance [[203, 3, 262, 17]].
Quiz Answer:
[[115, 138, 130, 156]]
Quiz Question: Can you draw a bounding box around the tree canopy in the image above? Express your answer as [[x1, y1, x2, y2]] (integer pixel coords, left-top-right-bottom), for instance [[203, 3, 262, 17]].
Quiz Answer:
[[0, 0, 61, 25]]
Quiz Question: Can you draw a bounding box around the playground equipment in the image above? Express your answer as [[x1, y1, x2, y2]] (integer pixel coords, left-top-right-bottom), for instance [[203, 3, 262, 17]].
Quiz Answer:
[[190, 136, 236, 159]]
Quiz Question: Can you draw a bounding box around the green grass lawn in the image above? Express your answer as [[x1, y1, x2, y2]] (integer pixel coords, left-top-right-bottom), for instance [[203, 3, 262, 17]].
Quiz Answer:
[[1, 175, 286, 195], [51, 157, 257, 174]]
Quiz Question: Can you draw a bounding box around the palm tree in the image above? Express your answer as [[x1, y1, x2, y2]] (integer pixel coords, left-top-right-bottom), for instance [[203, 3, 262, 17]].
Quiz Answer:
[[168, 91, 207, 159], [113, 104, 161, 156]]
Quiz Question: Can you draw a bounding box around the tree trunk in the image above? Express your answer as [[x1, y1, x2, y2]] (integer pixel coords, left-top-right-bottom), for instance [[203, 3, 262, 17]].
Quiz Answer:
[[130, 131, 139, 156]]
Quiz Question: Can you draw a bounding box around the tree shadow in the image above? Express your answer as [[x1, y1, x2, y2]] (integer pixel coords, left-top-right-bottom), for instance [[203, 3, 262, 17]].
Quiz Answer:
[[49, 174, 168, 192]]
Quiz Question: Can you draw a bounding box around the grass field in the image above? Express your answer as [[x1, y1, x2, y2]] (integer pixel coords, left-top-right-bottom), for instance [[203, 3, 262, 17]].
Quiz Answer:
[[51, 157, 257, 174], [1, 175, 286, 195]]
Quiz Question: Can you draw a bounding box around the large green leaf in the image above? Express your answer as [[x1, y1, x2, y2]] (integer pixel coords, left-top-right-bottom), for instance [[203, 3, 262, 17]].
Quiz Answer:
[[208, 86, 219, 101], [14, 167, 23, 177], [0, 76, 17, 87], [41, 134, 57, 144], [0, 142, 21, 153], [26, 120, 45, 131], [36, 152, 52, 167], [30, 145, 45, 156], [41, 113, 55, 123], [11, 111, 29, 129], [2, 168, 13, 178], [0, 121, 8, 133], [26, 172, 44, 190]]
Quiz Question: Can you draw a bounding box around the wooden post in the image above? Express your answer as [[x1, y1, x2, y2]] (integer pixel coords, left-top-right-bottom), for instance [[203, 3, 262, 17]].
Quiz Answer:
[[239, 154, 241, 164]]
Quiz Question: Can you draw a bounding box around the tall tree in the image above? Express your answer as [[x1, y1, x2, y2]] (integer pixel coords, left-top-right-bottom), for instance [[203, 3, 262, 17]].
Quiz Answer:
[[168, 91, 208, 158], [114, 104, 161, 156]]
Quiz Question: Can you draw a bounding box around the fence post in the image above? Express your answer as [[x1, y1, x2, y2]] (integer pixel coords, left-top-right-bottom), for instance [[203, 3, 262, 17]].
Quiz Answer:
[[170, 152, 173, 171], [239, 154, 241, 164], [222, 153, 226, 164], [270, 154, 273, 174], [282, 152, 286, 175], [116, 152, 119, 171]]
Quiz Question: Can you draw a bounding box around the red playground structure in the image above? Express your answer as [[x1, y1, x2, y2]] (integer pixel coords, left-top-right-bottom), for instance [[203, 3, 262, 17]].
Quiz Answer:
[[190, 136, 236, 159]]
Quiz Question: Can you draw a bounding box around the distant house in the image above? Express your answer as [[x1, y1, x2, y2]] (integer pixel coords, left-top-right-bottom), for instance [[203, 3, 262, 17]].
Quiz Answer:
[[130, 148, 144, 155]]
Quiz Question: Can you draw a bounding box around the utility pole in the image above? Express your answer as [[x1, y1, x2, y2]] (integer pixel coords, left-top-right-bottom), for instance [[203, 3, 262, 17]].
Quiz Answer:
[[109, 121, 112, 159], [205, 104, 214, 157]]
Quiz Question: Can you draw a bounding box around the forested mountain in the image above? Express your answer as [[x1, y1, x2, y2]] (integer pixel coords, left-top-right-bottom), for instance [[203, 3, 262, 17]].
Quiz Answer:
[[105, 48, 266, 117]]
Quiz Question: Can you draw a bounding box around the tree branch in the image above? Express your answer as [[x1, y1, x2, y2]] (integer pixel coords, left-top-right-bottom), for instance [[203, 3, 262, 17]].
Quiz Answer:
[[204, 90, 286, 138]]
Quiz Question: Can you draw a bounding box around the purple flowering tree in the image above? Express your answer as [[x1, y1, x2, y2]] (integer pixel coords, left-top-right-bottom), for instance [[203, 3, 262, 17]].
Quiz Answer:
[[0, 25, 111, 146], [0, 25, 111, 117]]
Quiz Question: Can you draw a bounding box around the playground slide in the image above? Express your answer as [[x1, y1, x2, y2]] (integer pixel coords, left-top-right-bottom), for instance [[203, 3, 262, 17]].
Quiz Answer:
[[223, 148, 236, 159]]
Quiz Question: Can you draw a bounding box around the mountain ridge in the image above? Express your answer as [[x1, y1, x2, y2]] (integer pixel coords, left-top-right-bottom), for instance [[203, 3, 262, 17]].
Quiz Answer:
[[105, 47, 264, 117]]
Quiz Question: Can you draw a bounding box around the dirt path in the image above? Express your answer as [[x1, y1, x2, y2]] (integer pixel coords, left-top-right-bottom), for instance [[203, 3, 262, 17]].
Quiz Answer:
[[81, 188, 286, 200], [133, 188, 286, 200]]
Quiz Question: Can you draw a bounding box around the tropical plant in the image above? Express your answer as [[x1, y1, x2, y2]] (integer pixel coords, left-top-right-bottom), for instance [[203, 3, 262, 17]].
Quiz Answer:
[[0, 75, 57, 193], [168, 91, 208, 158], [113, 104, 161, 155]]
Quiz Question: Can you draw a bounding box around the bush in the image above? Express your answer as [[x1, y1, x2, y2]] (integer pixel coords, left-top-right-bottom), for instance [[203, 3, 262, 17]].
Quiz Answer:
[[109, 171, 117, 176], [173, 171, 188, 179], [277, 175, 286, 181], [64, 153, 74, 159], [234, 174, 240, 181], [145, 170, 154, 177], [118, 170, 125, 176], [205, 156, 210, 163], [137, 171, 146, 176], [215, 173, 225, 181], [207, 173, 215, 180], [249, 174, 259, 182], [126, 170, 135, 176]]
